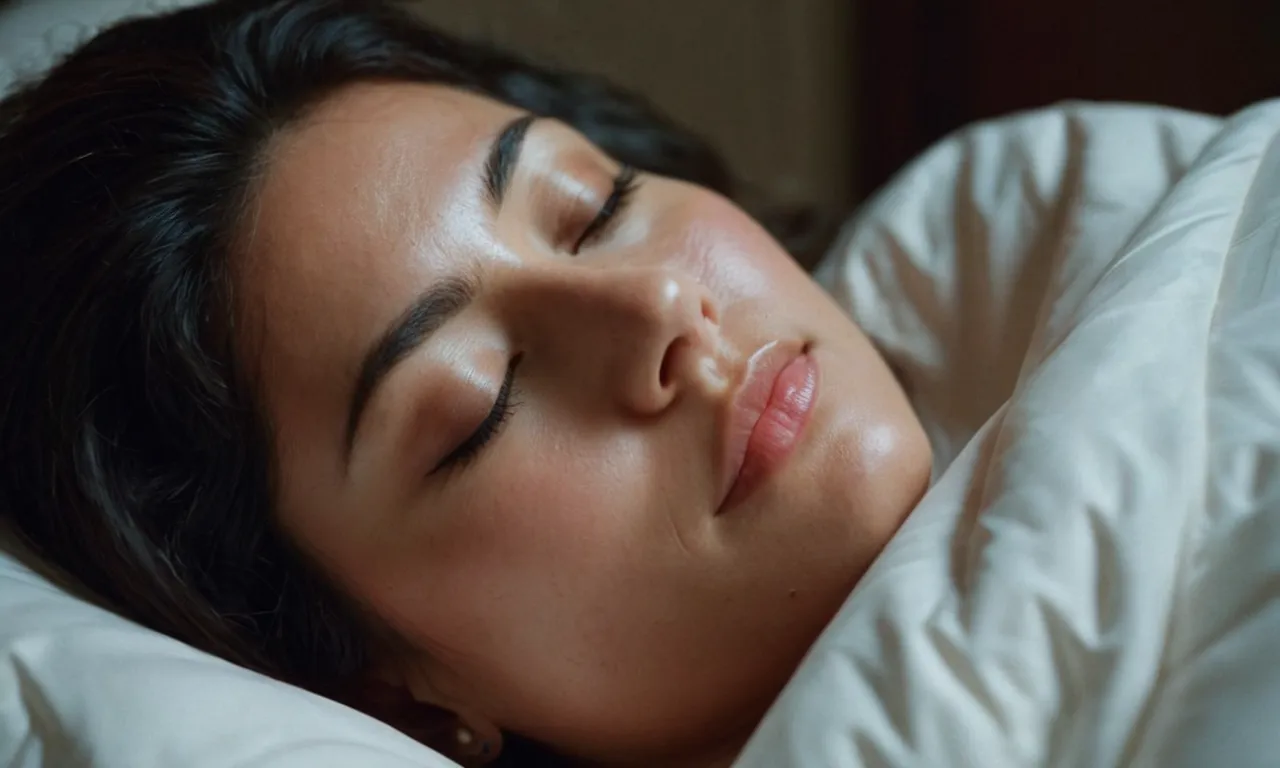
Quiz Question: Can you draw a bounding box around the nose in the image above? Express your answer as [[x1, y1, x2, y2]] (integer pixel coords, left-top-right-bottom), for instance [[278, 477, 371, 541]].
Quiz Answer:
[[501, 263, 723, 415]]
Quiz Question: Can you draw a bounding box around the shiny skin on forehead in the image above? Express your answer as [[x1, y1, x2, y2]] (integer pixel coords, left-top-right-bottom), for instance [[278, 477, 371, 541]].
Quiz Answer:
[[246, 83, 512, 319]]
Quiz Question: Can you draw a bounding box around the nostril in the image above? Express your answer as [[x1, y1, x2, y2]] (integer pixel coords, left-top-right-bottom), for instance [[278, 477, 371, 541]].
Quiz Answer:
[[658, 338, 685, 390], [700, 296, 718, 325]]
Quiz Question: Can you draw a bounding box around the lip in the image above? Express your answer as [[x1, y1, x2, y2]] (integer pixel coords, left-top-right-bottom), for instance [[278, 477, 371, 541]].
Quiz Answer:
[[715, 340, 819, 515]]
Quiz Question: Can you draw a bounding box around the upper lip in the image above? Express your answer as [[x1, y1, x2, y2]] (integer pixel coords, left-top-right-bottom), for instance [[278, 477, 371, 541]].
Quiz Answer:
[[715, 339, 806, 513]]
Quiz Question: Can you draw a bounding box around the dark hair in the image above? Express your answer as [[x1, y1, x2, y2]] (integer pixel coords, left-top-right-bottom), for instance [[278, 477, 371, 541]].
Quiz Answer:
[[0, 1, 815, 764]]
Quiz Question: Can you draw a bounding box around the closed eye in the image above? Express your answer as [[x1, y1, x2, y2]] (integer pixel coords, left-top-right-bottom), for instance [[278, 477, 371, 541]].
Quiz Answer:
[[432, 353, 523, 473], [572, 165, 639, 254]]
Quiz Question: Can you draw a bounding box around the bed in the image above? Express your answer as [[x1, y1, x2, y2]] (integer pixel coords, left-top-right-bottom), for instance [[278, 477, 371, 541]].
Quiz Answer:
[[5, 2, 1280, 766]]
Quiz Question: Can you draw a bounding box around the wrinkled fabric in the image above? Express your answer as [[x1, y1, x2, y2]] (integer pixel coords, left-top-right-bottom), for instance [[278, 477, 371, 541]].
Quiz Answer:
[[737, 101, 1280, 768], [0, 528, 452, 768]]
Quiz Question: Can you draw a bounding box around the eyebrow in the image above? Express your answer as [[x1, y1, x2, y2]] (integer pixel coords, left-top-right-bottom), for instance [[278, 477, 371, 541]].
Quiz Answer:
[[343, 272, 480, 464], [483, 114, 537, 209]]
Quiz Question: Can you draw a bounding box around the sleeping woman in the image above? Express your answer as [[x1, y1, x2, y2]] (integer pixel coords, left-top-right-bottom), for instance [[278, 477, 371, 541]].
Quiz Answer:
[[0, 1, 933, 765]]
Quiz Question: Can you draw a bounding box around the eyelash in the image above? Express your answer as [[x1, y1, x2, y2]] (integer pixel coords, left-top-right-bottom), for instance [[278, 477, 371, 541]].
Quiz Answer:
[[571, 165, 640, 254], [433, 353, 523, 473]]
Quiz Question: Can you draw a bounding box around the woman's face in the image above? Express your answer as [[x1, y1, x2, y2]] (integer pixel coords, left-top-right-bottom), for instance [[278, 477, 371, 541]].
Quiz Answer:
[[240, 82, 930, 765]]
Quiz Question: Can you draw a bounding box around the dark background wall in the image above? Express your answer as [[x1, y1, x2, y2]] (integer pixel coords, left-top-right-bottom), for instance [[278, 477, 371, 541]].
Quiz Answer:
[[410, 0, 1277, 217], [409, 0, 859, 212], [859, 0, 1280, 197]]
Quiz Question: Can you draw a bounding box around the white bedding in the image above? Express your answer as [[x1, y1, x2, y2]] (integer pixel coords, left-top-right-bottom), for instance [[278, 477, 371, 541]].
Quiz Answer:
[[737, 101, 1280, 767]]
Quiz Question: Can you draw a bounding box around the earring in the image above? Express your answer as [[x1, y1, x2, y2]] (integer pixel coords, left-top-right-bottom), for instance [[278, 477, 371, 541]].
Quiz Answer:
[[453, 719, 499, 763]]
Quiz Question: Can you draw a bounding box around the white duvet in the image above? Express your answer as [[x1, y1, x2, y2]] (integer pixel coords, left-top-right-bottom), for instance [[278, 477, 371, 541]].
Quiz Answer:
[[4, 21, 1280, 759], [737, 101, 1280, 767]]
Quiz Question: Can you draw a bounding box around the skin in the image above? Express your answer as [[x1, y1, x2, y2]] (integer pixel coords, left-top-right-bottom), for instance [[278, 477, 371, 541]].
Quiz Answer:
[[237, 82, 931, 766]]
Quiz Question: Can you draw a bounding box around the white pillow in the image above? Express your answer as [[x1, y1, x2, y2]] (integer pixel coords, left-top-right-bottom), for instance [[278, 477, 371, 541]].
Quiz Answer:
[[814, 102, 1221, 473], [737, 100, 1280, 768], [0, 2, 452, 766], [0, 527, 451, 767]]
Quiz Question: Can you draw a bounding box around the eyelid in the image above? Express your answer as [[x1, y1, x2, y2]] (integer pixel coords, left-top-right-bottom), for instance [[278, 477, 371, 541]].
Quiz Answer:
[[431, 353, 522, 474], [572, 165, 639, 254]]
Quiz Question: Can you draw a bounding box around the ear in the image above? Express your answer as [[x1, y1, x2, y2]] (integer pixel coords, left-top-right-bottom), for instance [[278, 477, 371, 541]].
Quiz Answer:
[[358, 658, 505, 765]]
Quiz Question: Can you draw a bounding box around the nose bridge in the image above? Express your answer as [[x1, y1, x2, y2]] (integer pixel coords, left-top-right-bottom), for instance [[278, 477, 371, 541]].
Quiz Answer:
[[503, 259, 719, 415], [597, 265, 691, 332], [529, 261, 707, 337]]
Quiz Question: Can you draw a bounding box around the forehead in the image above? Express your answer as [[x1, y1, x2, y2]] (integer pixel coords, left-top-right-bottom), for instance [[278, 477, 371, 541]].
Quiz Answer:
[[237, 82, 518, 471], [243, 82, 516, 296]]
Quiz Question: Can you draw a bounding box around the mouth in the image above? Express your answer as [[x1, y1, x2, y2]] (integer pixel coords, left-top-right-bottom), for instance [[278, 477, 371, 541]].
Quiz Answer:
[[715, 339, 819, 515]]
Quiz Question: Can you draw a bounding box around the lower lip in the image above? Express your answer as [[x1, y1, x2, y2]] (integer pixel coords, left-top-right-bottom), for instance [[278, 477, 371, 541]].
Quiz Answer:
[[720, 351, 819, 512]]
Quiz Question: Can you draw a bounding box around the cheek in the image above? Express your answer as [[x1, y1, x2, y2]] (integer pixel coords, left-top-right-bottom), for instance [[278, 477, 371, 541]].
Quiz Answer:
[[385, 434, 713, 741], [386, 432, 656, 652], [806, 338, 933, 556], [658, 188, 798, 304]]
